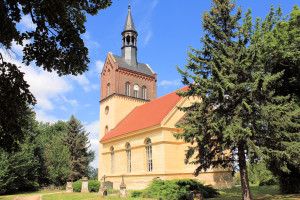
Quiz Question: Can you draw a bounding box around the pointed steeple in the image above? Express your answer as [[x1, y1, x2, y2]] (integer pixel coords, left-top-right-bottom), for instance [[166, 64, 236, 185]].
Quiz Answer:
[[121, 3, 138, 67], [123, 4, 136, 32]]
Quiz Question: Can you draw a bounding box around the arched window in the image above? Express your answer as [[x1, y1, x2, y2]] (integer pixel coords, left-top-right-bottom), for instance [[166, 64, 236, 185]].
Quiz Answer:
[[111, 147, 114, 174], [142, 86, 146, 99], [105, 106, 109, 115], [133, 84, 139, 98], [105, 126, 108, 134], [125, 82, 130, 96], [107, 83, 111, 96], [146, 139, 153, 172], [126, 143, 131, 173]]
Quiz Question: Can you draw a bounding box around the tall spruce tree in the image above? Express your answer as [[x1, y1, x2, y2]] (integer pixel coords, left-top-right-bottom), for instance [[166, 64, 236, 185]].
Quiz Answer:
[[63, 115, 94, 181], [176, 0, 299, 199]]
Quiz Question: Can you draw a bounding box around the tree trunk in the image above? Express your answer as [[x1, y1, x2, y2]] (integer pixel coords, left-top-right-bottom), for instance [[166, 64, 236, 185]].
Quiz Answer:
[[238, 143, 252, 200]]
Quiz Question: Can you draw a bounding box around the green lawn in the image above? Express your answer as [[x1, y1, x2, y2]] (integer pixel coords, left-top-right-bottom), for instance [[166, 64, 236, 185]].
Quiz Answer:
[[1, 186, 299, 200], [210, 185, 300, 200]]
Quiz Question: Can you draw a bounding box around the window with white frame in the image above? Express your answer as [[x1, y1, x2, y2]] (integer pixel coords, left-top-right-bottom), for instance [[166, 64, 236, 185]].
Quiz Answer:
[[133, 84, 139, 98], [107, 83, 111, 96], [146, 139, 153, 172], [126, 143, 131, 173]]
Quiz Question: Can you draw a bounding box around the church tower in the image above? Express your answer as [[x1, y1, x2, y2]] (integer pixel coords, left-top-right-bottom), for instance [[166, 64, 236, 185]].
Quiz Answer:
[[98, 4, 157, 180]]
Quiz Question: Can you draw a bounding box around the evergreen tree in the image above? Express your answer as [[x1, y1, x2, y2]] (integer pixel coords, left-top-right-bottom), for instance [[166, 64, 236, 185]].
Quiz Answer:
[[63, 115, 94, 181], [176, 0, 299, 199]]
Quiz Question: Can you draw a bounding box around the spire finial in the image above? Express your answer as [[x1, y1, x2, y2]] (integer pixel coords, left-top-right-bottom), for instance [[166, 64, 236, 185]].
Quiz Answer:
[[128, 0, 130, 9]]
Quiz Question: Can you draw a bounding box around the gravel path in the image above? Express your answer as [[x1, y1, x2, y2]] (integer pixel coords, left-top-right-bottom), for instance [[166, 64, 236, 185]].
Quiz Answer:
[[14, 194, 41, 200]]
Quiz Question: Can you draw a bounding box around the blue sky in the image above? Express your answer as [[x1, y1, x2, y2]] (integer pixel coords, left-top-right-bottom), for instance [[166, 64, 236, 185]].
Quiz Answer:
[[1, 0, 298, 168]]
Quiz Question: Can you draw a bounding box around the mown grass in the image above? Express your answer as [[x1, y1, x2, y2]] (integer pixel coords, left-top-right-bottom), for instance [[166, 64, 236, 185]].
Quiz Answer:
[[42, 192, 151, 200], [1, 185, 299, 200], [210, 185, 300, 200]]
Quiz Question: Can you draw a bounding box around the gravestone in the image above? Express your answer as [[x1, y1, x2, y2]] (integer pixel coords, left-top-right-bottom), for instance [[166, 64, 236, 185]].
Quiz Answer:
[[119, 175, 126, 198], [81, 177, 89, 193], [66, 182, 73, 193], [99, 175, 108, 197], [105, 181, 113, 189], [189, 191, 204, 200], [50, 184, 55, 190]]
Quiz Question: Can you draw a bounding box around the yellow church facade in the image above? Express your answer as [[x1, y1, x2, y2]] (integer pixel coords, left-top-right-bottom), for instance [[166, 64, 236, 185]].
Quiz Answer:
[[98, 5, 233, 190]]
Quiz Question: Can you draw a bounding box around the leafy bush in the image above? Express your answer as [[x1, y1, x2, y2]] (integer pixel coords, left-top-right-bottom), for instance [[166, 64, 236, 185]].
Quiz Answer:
[[88, 180, 100, 192], [73, 179, 82, 192], [140, 179, 219, 200], [259, 178, 278, 186]]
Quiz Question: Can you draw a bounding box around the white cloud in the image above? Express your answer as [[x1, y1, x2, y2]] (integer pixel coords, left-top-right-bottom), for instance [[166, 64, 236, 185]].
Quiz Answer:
[[144, 30, 153, 46], [62, 96, 78, 107], [158, 79, 181, 87], [86, 120, 100, 168], [71, 74, 90, 85], [83, 31, 100, 50], [86, 120, 99, 139], [95, 60, 104, 74], [35, 110, 59, 123], [19, 15, 37, 30], [1, 49, 73, 111], [89, 139, 99, 169]]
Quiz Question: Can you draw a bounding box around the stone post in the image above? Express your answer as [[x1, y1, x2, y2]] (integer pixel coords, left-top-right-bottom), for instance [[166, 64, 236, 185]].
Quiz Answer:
[[66, 182, 73, 193], [119, 175, 127, 198], [81, 177, 89, 193]]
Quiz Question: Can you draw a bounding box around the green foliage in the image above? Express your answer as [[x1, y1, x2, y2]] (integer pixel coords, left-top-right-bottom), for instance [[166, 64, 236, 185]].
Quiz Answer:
[[0, 139, 40, 194], [0, 0, 112, 152], [73, 179, 82, 192], [62, 115, 95, 181], [44, 135, 72, 185], [141, 179, 219, 200], [130, 190, 143, 197], [176, 0, 299, 198], [88, 180, 100, 192], [247, 161, 277, 186], [250, 5, 300, 194]]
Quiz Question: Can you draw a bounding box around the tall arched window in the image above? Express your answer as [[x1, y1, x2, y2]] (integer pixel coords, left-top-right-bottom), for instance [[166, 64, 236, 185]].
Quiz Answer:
[[142, 86, 146, 99], [126, 143, 131, 173], [107, 83, 111, 96], [133, 84, 139, 98], [111, 147, 114, 174], [146, 139, 153, 172], [125, 82, 130, 96]]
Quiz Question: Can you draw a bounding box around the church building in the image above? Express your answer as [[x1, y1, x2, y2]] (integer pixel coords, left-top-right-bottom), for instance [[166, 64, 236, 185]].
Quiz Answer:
[[98, 5, 233, 190]]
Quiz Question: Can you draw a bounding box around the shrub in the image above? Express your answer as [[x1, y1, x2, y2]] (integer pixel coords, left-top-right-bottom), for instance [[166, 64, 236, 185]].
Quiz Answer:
[[141, 179, 219, 200], [130, 190, 143, 197], [259, 178, 278, 186], [88, 180, 100, 192], [73, 179, 82, 192]]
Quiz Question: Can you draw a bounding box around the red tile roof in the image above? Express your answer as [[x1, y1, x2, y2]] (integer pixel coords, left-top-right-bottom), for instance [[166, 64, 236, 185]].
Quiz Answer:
[[100, 86, 188, 142]]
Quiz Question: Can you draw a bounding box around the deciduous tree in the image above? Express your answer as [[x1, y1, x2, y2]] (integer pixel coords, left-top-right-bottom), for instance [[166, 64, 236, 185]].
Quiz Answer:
[[0, 0, 112, 152]]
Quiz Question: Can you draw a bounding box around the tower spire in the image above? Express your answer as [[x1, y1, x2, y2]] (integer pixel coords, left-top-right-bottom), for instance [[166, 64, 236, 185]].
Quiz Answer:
[[121, 3, 138, 67]]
